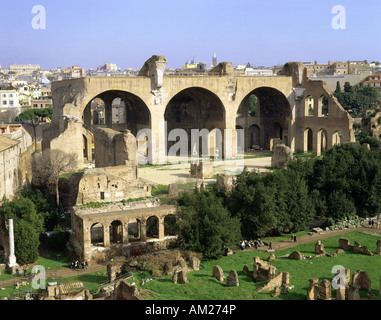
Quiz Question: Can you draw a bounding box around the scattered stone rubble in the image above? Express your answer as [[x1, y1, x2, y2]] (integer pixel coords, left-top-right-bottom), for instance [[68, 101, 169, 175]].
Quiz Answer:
[[43, 282, 93, 300], [226, 270, 239, 287], [339, 238, 374, 256], [324, 216, 381, 231], [242, 257, 291, 296], [212, 265, 225, 282], [307, 269, 375, 300]]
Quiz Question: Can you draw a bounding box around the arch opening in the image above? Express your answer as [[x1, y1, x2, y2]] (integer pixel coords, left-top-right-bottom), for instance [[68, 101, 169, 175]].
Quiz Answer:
[[304, 128, 313, 152], [165, 87, 226, 158], [90, 223, 104, 246], [236, 87, 291, 151], [164, 214, 177, 236], [82, 90, 151, 167], [128, 219, 141, 242], [332, 131, 342, 146], [146, 216, 159, 238], [110, 220, 123, 244]]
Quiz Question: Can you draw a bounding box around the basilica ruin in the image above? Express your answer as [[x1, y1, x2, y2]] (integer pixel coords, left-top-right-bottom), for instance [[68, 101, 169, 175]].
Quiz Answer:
[[39, 55, 355, 262]]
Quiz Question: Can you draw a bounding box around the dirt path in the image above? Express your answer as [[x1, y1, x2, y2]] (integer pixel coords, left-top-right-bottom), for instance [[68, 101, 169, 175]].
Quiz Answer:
[[0, 263, 107, 289]]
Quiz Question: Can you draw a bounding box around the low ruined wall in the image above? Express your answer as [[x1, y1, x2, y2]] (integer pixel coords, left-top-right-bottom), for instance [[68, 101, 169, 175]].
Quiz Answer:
[[339, 238, 374, 256]]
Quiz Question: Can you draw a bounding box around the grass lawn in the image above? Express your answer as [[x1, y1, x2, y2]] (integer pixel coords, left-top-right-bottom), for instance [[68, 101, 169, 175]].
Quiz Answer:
[[0, 231, 379, 300], [135, 231, 381, 300]]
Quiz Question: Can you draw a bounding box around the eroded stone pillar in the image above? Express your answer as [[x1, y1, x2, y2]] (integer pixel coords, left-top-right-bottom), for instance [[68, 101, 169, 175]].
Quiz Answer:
[[158, 218, 165, 239], [319, 279, 331, 300], [122, 223, 129, 245], [140, 220, 147, 242], [8, 219, 17, 267], [103, 225, 110, 247]]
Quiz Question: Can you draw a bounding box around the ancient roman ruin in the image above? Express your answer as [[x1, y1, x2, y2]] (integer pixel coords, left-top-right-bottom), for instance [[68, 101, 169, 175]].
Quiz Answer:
[[42, 55, 354, 170], [37, 55, 356, 263]]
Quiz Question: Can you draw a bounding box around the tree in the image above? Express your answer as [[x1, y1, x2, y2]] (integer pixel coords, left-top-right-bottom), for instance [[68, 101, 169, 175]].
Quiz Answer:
[[228, 169, 278, 238], [344, 82, 353, 93], [15, 108, 53, 150], [20, 187, 58, 230], [13, 219, 40, 264], [248, 94, 258, 116], [326, 190, 356, 220], [33, 149, 78, 206], [176, 189, 241, 260], [236, 94, 258, 116], [335, 81, 341, 94], [0, 197, 44, 264], [15, 107, 53, 122]]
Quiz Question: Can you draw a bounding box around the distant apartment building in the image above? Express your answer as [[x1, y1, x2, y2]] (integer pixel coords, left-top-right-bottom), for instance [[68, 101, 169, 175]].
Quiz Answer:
[[329, 61, 348, 75], [361, 73, 381, 89], [304, 61, 330, 74], [9, 64, 40, 74], [100, 63, 119, 71], [50, 65, 86, 81], [304, 61, 348, 75], [61, 66, 86, 80], [244, 67, 273, 76], [348, 61, 374, 74], [0, 90, 20, 108], [31, 98, 53, 109], [234, 63, 273, 76]]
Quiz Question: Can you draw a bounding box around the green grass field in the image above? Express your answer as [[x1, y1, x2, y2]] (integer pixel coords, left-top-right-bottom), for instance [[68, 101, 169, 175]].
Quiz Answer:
[[0, 231, 380, 300], [132, 231, 381, 300]]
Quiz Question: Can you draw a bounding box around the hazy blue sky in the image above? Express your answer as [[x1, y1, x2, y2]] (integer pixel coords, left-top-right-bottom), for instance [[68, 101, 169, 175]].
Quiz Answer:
[[1, 0, 380, 70]]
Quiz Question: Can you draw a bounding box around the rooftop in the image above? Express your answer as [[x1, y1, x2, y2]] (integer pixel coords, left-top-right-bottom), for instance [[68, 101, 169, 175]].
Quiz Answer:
[[0, 136, 19, 152]]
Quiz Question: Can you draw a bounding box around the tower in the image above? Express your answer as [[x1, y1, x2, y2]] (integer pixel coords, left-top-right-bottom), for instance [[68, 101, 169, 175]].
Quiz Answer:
[[212, 52, 217, 68]]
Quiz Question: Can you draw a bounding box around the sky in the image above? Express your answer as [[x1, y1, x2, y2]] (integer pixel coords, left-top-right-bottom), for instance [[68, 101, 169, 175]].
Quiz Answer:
[[0, 0, 380, 70]]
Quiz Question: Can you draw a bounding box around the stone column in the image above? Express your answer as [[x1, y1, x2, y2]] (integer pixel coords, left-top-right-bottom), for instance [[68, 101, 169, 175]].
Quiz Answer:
[[140, 220, 147, 242], [104, 97, 113, 128], [103, 225, 110, 247], [158, 218, 165, 239], [314, 130, 322, 156], [319, 279, 332, 300], [307, 278, 319, 300], [336, 287, 346, 300], [122, 223, 129, 245], [8, 219, 17, 267]]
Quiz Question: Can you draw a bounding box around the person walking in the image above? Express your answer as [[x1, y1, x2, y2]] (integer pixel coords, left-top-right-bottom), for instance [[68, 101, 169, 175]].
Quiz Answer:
[[294, 234, 297, 242]]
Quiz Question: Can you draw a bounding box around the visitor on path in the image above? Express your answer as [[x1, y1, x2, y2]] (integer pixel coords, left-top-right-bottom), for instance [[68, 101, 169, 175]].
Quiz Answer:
[[254, 240, 258, 250], [294, 235, 297, 242], [291, 233, 294, 242], [85, 261, 88, 270], [240, 240, 245, 250], [268, 242, 273, 250]]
